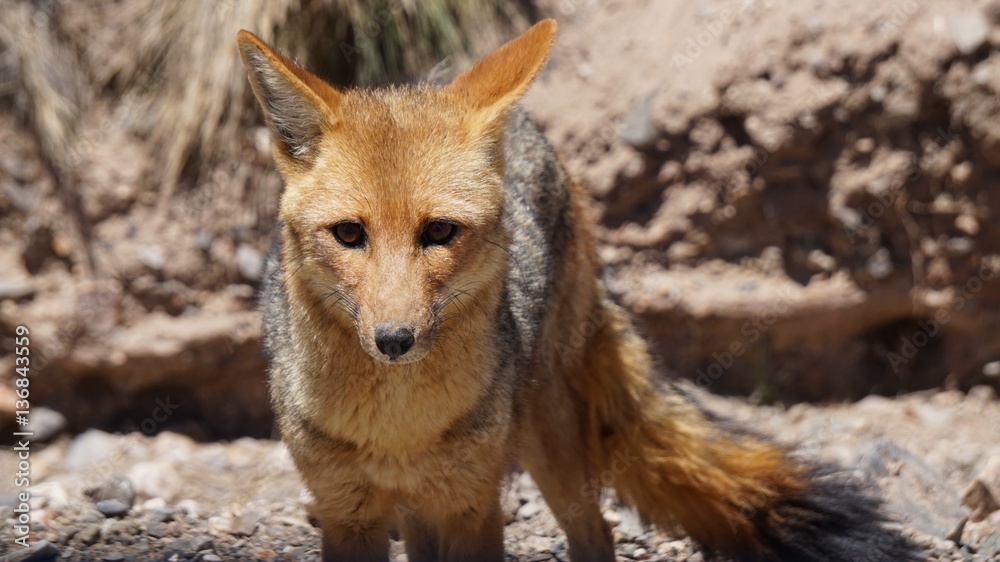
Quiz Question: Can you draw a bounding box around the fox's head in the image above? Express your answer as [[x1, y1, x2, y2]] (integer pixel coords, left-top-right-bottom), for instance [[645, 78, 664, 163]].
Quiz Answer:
[[238, 21, 556, 364]]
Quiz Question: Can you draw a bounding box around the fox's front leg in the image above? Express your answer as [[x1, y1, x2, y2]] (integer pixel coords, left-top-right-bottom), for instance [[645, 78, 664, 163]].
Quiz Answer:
[[398, 512, 440, 562], [401, 448, 508, 562], [295, 452, 393, 562], [399, 503, 504, 562], [437, 499, 505, 562], [317, 517, 390, 562]]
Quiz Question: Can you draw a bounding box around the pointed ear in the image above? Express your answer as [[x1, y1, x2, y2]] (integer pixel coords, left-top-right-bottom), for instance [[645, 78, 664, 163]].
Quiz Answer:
[[446, 19, 556, 127], [237, 30, 341, 166]]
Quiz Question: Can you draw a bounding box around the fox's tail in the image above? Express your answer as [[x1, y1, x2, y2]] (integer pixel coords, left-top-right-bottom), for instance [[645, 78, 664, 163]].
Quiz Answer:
[[581, 297, 921, 562]]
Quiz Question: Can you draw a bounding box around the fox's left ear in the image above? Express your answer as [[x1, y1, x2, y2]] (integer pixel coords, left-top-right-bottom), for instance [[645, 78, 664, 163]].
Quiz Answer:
[[446, 19, 557, 130]]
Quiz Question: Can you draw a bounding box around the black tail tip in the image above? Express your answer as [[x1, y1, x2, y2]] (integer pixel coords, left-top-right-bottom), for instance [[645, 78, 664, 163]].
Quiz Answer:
[[734, 464, 925, 562]]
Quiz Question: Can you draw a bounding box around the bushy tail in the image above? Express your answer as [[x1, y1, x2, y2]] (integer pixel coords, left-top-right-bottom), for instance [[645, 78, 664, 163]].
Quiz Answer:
[[581, 298, 921, 562]]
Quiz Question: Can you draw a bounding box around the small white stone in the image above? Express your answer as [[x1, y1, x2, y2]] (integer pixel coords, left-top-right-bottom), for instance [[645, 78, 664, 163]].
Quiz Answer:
[[983, 361, 1000, 377], [948, 11, 990, 55]]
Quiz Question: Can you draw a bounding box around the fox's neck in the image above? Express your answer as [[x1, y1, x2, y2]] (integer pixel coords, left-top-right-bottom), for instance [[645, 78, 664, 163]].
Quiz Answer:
[[282, 262, 507, 453]]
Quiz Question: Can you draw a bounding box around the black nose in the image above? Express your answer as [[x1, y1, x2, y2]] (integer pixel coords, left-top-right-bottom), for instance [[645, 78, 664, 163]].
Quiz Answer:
[[374, 324, 415, 360]]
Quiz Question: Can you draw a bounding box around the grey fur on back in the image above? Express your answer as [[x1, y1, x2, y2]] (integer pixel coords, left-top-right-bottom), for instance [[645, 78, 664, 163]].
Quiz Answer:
[[498, 107, 572, 368]]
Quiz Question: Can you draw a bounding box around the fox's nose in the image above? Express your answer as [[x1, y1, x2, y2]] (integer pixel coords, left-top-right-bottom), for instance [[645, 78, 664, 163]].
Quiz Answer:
[[374, 324, 415, 360]]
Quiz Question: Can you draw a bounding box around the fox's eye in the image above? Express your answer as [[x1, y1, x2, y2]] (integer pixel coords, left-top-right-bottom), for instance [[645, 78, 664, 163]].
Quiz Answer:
[[332, 222, 366, 248], [423, 221, 457, 246]]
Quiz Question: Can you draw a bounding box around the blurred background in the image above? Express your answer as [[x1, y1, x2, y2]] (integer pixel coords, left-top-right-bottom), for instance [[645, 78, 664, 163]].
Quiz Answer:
[[0, 0, 999, 442], [0, 0, 1000, 439], [2, 1, 1000, 559]]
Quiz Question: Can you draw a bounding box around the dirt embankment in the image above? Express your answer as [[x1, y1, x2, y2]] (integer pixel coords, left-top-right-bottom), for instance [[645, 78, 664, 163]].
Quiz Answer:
[[527, 0, 1000, 402]]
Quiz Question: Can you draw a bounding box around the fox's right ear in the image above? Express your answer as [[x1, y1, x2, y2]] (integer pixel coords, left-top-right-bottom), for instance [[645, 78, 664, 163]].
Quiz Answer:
[[237, 30, 341, 167]]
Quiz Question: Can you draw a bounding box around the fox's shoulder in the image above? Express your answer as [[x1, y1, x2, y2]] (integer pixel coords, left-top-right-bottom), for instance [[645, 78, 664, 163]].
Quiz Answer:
[[503, 107, 570, 230], [497, 108, 577, 354]]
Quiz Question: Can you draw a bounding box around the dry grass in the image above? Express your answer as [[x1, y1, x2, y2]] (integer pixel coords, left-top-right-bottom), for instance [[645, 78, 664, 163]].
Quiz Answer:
[[0, 0, 528, 210]]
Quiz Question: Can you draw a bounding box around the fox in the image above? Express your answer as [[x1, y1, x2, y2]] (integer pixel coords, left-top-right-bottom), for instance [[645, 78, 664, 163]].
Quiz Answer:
[[237, 19, 920, 562]]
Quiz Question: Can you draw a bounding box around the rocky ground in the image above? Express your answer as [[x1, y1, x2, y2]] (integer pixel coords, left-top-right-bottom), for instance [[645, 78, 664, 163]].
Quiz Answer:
[[1, 387, 998, 561]]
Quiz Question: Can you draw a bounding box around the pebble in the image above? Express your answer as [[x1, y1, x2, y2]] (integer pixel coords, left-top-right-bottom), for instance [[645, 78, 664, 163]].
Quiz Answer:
[[137, 244, 165, 271], [656, 540, 688, 555], [947, 11, 990, 55], [65, 430, 119, 472], [207, 515, 232, 535], [981, 532, 1000, 557], [146, 521, 168, 538], [516, 500, 542, 520], [0, 279, 36, 302], [251, 548, 277, 561], [99, 518, 121, 538], [28, 406, 66, 442], [617, 508, 645, 540], [141, 497, 167, 511], [2, 539, 59, 562], [280, 546, 310, 558], [865, 248, 894, 280], [517, 472, 540, 498], [943, 236, 974, 256], [856, 439, 968, 539], [170, 535, 214, 555], [236, 244, 264, 282], [77, 509, 104, 524], [95, 500, 130, 518], [964, 456, 1000, 522], [128, 461, 182, 504], [620, 91, 660, 149], [984, 361, 1000, 377], [76, 524, 101, 545], [86, 475, 135, 507], [189, 535, 214, 552], [176, 499, 202, 518], [147, 507, 177, 523], [195, 229, 214, 252], [31, 482, 69, 508], [230, 508, 263, 537], [167, 521, 184, 537]]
